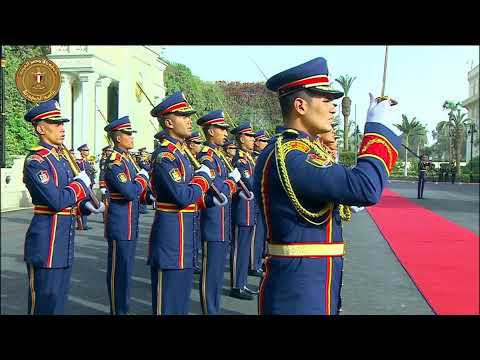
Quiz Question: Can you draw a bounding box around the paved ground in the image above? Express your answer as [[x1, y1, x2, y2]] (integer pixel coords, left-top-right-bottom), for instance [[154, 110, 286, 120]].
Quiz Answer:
[[1, 181, 477, 315]]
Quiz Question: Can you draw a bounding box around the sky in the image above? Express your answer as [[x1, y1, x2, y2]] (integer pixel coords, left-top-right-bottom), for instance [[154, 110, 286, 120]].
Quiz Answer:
[[157, 45, 479, 145]]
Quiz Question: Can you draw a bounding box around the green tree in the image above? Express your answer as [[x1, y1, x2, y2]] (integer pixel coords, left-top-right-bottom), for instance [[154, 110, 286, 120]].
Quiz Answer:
[[437, 107, 470, 175], [4, 45, 49, 167], [394, 114, 424, 176], [409, 123, 428, 156], [335, 75, 356, 152]]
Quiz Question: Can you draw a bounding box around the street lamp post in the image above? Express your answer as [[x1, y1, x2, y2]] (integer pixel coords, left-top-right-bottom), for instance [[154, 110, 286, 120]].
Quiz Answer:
[[468, 123, 477, 183]]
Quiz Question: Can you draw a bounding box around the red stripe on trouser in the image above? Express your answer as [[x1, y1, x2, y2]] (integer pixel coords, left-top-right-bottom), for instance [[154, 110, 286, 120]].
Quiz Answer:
[[325, 215, 332, 315], [258, 257, 270, 315]]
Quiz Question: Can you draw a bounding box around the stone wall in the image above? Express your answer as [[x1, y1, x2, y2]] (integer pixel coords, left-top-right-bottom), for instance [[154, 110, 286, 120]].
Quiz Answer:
[[1, 156, 32, 212]]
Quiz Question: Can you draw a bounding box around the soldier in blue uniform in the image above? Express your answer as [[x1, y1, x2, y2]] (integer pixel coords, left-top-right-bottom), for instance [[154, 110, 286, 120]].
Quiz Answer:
[[250, 130, 270, 278], [186, 131, 204, 274], [103, 116, 150, 315], [148, 91, 222, 315], [137, 147, 150, 214], [230, 122, 258, 300], [22, 100, 105, 315], [76, 144, 96, 230], [99, 145, 113, 223], [222, 139, 237, 164], [255, 57, 401, 315], [196, 110, 245, 314], [417, 154, 433, 199]]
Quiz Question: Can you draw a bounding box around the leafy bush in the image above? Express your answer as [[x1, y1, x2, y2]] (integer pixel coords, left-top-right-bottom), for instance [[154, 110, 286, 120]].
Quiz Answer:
[[339, 151, 357, 167]]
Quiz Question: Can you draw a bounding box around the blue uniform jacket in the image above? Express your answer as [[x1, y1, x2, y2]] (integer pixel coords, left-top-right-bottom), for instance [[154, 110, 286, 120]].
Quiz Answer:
[[104, 147, 149, 242], [23, 142, 91, 268], [197, 142, 238, 243], [232, 149, 256, 227], [253, 122, 400, 247], [99, 157, 107, 189], [147, 134, 213, 269], [77, 157, 95, 186], [138, 158, 151, 172]]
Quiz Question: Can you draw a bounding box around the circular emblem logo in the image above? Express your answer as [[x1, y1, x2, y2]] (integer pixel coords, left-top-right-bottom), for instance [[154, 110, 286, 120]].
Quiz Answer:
[[15, 57, 61, 103]]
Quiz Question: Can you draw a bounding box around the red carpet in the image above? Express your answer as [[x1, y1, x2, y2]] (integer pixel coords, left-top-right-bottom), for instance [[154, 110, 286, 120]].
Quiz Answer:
[[366, 188, 479, 315]]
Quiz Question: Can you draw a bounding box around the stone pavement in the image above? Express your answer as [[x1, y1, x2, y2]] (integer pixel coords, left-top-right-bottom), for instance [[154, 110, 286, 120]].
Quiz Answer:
[[2, 181, 476, 315]]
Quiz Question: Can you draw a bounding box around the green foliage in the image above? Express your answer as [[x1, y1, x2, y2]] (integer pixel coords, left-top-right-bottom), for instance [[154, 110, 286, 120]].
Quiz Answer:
[[4, 45, 49, 167], [466, 155, 480, 173], [338, 151, 356, 167], [163, 61, 282, 138]]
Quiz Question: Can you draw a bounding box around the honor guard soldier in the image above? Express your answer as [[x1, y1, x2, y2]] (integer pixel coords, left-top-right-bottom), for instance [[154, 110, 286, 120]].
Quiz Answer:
[[196, 110, 245, 314], [103, 116, 150, 315], [148, 91, 219, 315], [23, 100, 105, 315], [250, 130, 270, 277], [99, 145, 113, 198], [418, 154, 433, 199], [186, 131, 204, 274], [76, 144, 96, 230], [230, 122, 259, 300], [255, 57, 401, 314], [137, 147, 150, 214], [99, 145, 113, 223], [222, 139, 237, 163]]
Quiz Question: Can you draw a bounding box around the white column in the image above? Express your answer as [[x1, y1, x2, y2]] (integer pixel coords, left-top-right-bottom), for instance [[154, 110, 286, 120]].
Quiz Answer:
[[58, 73, 76, 150], [77, 73, 99, 151], [95, 77, 112, 155]]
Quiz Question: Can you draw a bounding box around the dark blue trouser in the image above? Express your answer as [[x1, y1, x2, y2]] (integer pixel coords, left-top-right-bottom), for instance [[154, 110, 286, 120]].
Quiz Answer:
[[150, 267, 194, 315], [26, 264, 72, 315], [193, 213, 201, 269], [200, 241, 229, 315], [418, 171, 426, 198], [106, 240, 137, 315], [251, 212, 265, 271], [259, 256, 343, 315], [139, 204, 147, 213], [231, 225, 254, 290]]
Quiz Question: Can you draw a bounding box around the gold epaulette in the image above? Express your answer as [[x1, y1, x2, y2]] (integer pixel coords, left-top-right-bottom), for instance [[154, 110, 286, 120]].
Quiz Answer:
[[109, 150, 124, 167]]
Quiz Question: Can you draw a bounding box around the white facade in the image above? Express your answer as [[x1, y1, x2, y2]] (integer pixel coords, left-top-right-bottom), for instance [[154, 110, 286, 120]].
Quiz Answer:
[[462, 64, 479, 161], [48, 46, 168, 156]]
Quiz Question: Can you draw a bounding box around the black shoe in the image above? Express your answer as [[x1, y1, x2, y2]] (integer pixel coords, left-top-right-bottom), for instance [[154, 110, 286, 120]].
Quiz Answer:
[[243, 286, 259, 295], [230, 288, 253, 300], [248, 269, 264, 277]]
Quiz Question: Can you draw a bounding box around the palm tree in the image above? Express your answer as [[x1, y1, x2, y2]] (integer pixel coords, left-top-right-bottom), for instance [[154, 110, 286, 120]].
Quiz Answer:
[[394, 114, 425, 176], [335, 75, 357, 152], [437, 109, 470, 175], [442, 100, 461, 165], [410, 123, 428, 155]]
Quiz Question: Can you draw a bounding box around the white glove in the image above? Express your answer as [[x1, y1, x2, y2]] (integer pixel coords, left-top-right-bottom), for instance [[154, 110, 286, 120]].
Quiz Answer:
[[365, 93, 401, 135], [195, 164, 212, 179], [74, 170, 91, 188], [239, 190, 254, 201], [351, 206, 365, 213], [100, 188, 107, 195], [149, 194, 156, 202], [213, 193, 228, 207], [228, 168, 241, 183], [85, 201, 105, 213], [139, 169, 149, 180]]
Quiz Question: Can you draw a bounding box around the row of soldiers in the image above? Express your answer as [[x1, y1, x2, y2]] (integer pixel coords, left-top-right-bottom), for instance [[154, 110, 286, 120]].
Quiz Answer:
[[22, 56, 401, 315]]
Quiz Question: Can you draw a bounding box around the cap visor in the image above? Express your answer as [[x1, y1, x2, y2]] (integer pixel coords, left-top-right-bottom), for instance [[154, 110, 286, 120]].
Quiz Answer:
[[175, 109, 197, 116], [308, 86, 344, 100], [43, 117, 70, 123], [213, 123, 230, 129]]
